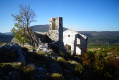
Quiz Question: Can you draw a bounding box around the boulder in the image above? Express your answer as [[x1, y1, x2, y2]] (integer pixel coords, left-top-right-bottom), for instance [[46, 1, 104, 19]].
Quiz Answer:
[[0, 43, 25, 63], [37, 43, 54, 53]]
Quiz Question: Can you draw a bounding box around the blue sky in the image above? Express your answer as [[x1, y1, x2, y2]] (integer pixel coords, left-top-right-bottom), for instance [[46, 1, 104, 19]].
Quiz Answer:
[[0, 0, 119, 32]]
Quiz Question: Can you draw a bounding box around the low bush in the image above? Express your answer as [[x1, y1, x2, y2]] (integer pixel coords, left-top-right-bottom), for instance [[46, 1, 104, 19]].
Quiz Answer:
[[104, 56, 119, 80], [81, 49, 119, 80], [0, 42, 3, 46], [51, 73, 62, 80], [57, 57, 66, 62], [36, 51, 46, 56], [81, 53, 91, 66], [69, 60, 84, 75], [21, 64, 35, 73], [57, 57, 69, 69]]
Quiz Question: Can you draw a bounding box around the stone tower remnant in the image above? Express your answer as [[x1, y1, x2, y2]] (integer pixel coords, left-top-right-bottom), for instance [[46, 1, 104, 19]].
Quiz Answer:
[[48, 17, 87, 55], [48, 17, 63, 43], [48, 17, 64, 52]]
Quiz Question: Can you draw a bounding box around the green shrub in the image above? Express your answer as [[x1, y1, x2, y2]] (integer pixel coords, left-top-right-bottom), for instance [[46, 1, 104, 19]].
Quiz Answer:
[[105, 56, 119, 79], [75, 63, 83, 73], [51, 73, 62, 80], [36, 51, 45, 55], [81, 53, 91, 66], [0, 62, 22, 70], [92, 56, 105, 72], [21, 64, 35, 73], [69, 60, 84, 74], [57, 57, 69, 69], [0, 42, 3, 46], [57, 57, 66, 62], [44, 52, 52, 56]]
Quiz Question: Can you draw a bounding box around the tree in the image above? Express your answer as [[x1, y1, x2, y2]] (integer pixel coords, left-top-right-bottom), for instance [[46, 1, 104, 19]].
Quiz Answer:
[[11, 5, 37, 47]]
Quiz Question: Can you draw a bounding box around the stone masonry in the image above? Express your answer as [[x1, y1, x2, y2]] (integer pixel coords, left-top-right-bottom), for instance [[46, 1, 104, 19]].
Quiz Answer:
[[46, 17, 87, 55], [63, 30, 88, 55], [47, 17, 65, 52], [48, 17, 63, 43]]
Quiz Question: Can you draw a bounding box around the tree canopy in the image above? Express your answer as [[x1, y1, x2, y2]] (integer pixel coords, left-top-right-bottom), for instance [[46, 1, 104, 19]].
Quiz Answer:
[[11, 5, 37, 47]]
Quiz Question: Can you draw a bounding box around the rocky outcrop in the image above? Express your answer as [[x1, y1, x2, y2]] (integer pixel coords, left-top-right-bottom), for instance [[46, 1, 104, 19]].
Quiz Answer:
[[37, 43, 54, 53], [0, 43, 25, 63], [0, 43, 83, 80], [11, 31, 39, 48]]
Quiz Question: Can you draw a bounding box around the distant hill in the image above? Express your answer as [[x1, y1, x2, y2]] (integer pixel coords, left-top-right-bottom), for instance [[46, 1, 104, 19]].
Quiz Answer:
[[30, 25, 68, 32], [78, 31, 119, 43], [31, 25, 49, 32], [3, 32, 12, 35], [78, 31, 119, 49], [0, 33, 13, 43], [0, 32, 5, 35]]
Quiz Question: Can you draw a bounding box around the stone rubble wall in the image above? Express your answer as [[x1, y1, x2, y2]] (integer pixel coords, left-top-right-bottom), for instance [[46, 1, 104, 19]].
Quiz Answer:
[[47, 30, 59, 42], [56, 17, 63, 43], [37, 43, 54, 53]]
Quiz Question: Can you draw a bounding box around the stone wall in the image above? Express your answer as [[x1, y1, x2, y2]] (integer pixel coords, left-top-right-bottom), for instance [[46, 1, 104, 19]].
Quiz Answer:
[[55, 17, 63, 43], [63, 30, 78, 55], [63, 29, 88, 55], [47, 30, 59, 42], [47, 17, 65, 52], [77, 33, 88, 55], [48, 17, 63, 43]]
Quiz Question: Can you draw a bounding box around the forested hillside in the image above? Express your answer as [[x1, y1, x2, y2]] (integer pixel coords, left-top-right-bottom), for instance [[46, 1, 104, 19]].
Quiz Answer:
[[0, 33, 13, 43], [79, 31, 119, 49]]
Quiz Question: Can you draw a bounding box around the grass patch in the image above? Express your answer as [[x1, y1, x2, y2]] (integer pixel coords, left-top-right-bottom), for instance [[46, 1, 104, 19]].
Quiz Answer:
[[57, 57, 69, 69], [0, 42, 4, 46], [21, 64, 35, 73], [69, 60, 84, 74], [36, 51, 46, 56], [51, 73, 62, 80], [57, 57, 66, 62]]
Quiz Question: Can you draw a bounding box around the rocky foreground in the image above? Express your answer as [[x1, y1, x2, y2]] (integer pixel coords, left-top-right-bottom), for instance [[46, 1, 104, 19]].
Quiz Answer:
[[0, 43, 119, 80], [0, 43, 82, 80]]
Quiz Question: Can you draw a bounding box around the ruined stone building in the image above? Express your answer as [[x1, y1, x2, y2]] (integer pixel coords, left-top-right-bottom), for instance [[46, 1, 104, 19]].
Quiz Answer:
[[11, 17, 88, 55], [63, 29, 87, 55], [36, 17, 88, 55]]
